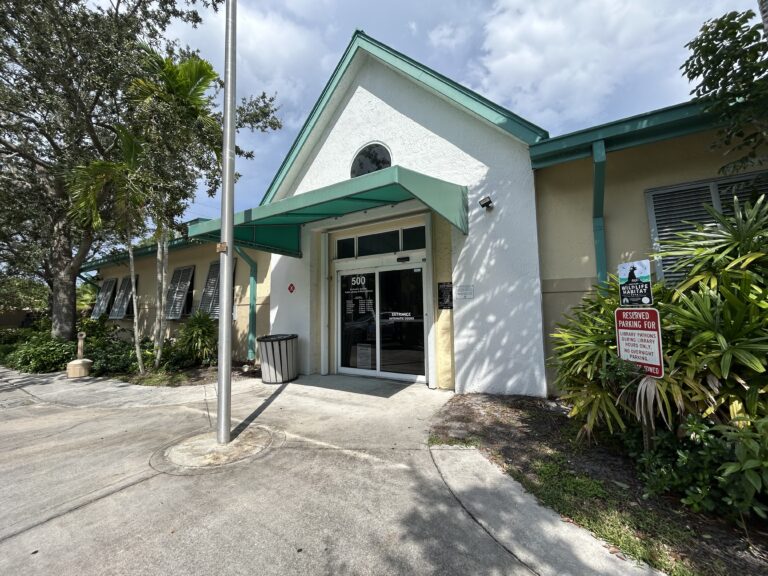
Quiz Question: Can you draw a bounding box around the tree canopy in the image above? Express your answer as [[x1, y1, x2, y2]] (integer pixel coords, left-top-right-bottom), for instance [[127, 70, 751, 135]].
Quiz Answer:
[[0, 1, 280, 339], [683, 9, 768, 174]]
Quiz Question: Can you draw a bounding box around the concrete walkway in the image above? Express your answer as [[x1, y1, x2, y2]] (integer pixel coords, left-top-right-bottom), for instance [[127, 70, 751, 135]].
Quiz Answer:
[[0, 368, 661, 575]]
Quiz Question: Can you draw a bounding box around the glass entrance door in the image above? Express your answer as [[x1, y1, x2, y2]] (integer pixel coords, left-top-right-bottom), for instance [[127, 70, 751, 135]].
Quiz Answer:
[[339, 267, 425, 379], [340, 273, 377, 370], [378, 268, 425, 376]]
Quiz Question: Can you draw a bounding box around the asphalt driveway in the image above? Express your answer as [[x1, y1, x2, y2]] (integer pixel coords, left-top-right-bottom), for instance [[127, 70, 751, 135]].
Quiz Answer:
[[0, 369, 660, 576]]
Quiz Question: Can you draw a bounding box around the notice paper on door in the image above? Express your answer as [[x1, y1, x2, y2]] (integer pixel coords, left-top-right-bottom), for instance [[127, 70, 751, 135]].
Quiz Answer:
[[356, 343, 372, 369]]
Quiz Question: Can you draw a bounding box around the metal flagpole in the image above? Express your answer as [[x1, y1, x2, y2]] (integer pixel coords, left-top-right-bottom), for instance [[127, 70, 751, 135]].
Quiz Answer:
[[217, 0, 237, 444]]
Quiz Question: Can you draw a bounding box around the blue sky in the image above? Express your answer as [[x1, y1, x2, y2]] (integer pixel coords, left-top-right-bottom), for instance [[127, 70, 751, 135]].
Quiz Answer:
[[170, 0, 756, 220]]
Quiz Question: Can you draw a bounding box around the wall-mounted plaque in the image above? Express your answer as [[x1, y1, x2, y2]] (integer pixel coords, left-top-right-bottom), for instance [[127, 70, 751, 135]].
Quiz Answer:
[[438, 282, 453, 309]]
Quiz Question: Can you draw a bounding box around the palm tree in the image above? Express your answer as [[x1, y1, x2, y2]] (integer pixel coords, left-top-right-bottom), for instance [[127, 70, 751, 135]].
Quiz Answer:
[[69, 126, 148, 373], [129, 47, 221, 368]]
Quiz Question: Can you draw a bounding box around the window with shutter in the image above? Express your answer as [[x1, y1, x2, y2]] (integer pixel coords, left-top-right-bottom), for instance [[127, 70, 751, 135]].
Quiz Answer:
[[198, 262, 220, 317], [164, 266, 195, 320], [197, 260, 237, 319], [646, 170, 768, 284], [109, 276, 137, 320], [91, 278, 117, 319]]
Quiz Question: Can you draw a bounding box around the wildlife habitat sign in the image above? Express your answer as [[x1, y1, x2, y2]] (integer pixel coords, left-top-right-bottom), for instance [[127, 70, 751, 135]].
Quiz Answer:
[[615, 308, 664, 378], [618, 259, 652, 306]]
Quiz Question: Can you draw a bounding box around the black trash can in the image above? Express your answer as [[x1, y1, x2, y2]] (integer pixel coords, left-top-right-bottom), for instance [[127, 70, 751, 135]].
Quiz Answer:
[[257, 334, 298, 383]]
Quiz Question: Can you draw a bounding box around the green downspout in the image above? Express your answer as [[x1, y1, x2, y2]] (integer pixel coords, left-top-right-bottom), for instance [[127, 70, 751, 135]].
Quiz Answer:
[[234, 247, 258, 362], [592, 140, 607, 284]]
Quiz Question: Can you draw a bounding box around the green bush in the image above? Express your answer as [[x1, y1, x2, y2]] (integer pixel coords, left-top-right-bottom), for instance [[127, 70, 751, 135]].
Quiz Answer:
[[76, 316, 113, 340], [174, 311, 217, 366], [0, 328, 35, 345], [553, 195, 768, 520], [87, 336, 136, 376], [0, 343, 17, 363], [5, 335, 76, 373], [161, 338, 196, 371]]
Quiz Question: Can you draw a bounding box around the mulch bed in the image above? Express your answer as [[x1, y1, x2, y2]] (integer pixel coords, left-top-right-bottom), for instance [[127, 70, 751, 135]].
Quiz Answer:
[[430, 394, 768, 576]]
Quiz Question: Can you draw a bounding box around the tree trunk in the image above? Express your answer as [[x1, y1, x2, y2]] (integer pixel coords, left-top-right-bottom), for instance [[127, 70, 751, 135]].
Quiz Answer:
[[51, 267, 76, 340], [153, 233, 163, 362], [50, 218, 76, 340], [760, 1, 768, 34], [127, 243, 144, 374], [153, 227, 169, 369]]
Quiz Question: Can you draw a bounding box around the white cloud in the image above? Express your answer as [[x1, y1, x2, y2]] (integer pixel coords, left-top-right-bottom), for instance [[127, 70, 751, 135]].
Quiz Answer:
[[408, 21, 418, 35], [469, 0, 755, 134], [428, 22, 470, 50]]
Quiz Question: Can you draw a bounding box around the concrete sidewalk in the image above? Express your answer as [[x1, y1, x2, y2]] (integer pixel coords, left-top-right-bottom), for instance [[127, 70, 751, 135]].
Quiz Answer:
[[431, 448, 661, 576], [0, 368, 662, 575]]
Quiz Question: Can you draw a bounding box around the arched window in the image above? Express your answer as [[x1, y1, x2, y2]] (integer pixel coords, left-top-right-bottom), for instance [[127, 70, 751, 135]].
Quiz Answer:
[[350, 143, 391, 178]]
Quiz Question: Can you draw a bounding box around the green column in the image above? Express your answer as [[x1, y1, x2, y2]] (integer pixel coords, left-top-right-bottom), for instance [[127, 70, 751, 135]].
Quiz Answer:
[[592, 140, 607, 284]]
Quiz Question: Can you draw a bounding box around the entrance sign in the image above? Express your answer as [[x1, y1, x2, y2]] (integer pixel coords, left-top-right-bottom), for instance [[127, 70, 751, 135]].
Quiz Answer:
[[615, 308, 663, 378], [438, 282, 453, 309], [618, 259, 652, 306]]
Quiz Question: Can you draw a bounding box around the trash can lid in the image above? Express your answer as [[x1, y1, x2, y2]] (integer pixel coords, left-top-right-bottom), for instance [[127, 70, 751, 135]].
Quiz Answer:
[[257, 334, 298, 342]]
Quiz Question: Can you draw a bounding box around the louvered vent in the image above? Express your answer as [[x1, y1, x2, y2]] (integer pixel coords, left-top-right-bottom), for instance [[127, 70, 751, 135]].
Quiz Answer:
[[649, 185, 715, 285]]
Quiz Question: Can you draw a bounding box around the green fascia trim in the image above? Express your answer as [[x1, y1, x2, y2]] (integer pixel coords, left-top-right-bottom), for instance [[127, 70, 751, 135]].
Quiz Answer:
[[189, 166, 468, 256], [80, 237, 205, 273], [260, 30, 548, 206], [592, 140, 607, 284], [530, 101, 715, 169], [234, 246, 258, 362]]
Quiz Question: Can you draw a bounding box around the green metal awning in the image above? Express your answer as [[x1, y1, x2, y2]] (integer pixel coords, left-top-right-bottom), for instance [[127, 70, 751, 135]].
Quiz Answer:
[[188, 166, 468, 257]]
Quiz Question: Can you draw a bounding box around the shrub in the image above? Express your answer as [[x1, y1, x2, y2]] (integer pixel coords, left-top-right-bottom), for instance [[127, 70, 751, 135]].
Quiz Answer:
[[76, 316, 113, 340], [161, 338, 196, 371], [5, 335, 76, 373], [553, 195, 768, 520], [87, 336, 136, 376], [175, 311, 217, 366], [0, 328, 36, 345]]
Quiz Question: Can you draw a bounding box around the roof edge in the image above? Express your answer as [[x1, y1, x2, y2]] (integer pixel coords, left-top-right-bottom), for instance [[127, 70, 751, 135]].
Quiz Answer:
[[530, 101, 717, 168]]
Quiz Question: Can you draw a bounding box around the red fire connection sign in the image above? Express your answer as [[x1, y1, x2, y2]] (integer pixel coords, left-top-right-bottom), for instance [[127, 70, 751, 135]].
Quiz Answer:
[[615, 307, 664, 378]]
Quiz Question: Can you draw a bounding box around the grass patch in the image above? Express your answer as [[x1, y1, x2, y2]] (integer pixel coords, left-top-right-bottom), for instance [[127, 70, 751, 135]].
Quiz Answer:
[[509, 454, 709, 576], [123, 370, 188, 387], [427, 433, 480, 447]]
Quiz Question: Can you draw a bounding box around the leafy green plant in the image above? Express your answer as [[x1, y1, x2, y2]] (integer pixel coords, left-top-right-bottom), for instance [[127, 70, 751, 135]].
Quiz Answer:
[[5, 335, 76, 373], [660, 195, 768, 291], [716, 416, 768, 521], [554, 195, 768, 521], [174, 311, 217, 367], [87, 336, 136, 376]]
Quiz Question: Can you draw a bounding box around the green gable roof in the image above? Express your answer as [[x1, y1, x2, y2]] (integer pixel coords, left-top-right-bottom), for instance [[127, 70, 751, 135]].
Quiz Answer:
[[260, 30, 549, 206]]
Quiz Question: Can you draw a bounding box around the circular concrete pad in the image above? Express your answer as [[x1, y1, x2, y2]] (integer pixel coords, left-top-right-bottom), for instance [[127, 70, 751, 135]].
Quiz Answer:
[[161, 426, 273, 470]]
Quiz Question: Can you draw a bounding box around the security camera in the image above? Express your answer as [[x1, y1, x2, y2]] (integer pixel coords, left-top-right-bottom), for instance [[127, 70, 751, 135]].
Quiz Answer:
[[478, 196, 494, 210]]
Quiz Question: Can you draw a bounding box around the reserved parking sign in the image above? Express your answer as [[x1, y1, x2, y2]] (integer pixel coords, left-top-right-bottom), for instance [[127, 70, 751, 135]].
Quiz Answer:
[[615, 307, 663, 378]]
